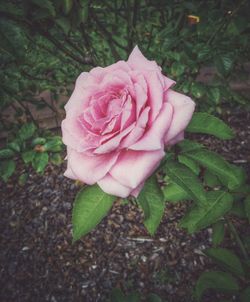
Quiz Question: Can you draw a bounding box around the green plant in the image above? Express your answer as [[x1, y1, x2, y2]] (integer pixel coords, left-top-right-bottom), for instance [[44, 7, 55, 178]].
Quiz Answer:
[[0, 121, 64, 182]]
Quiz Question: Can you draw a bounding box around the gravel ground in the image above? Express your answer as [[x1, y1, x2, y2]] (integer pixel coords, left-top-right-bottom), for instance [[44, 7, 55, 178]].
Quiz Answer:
[[0, 109, 249, 302]]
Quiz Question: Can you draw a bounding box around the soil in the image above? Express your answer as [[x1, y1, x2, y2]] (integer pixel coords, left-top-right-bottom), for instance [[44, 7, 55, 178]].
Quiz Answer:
[[0, 109, 249, 302]]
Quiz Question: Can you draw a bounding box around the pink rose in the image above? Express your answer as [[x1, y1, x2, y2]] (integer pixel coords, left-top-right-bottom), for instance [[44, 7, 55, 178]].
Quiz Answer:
[[62, 46, 195, 198]]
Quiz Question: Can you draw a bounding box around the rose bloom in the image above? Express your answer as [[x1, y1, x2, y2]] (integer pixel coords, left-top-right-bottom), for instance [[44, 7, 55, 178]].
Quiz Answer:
[[62, 46, 195, 198]]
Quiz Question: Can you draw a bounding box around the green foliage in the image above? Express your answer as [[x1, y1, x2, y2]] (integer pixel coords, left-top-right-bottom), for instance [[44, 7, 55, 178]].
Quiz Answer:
[[211, 221, 225, 246], [32, 152, 49, 173], [195, 271, 239, 301], [109, 288, 140, 302], [18, 122, 37, 141], [0, 159, 16, 182], [164, 161, 207, 205], [72, 185, 116, 241], [244, 196, 250, 224], [0, 122, 64, 182], [185, 149, 245, 190], [137, 175, 165, 235], [187, 113, 234, 140], [204, 248, 245, 277], [180, 191, 233, 233], [162, 182, 190, 203]]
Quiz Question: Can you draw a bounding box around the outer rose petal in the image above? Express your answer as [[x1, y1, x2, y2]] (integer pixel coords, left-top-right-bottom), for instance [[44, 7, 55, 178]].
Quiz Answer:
[[64, 165, 77, 180], [128, 46, 160, 72], [90, 61, 131, 82], [130, 182, 145, 198], [61, 117, 99, 152], [167, 132, 184, 146], [164, 90, 195, 145], [97, 174, 132, 198], [110, 149, 165, 189], [67, 148, 119, 185], [129, 102, 173, 151], [64, 72, 92, 114]]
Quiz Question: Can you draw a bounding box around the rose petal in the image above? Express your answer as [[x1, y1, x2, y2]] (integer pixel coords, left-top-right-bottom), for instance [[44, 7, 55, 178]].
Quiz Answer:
[[120, 95, 134, 130], [145, 71, 165, 124], [110, 149, 165, 189], [130, 182, 145, 198], [90, 61, 131, 81], [121, 106, 150, 148], [167, 132, 184, 146], [128, 46, 160, 72], [65, 72, 94, 115], [129, 102, 173, 151], [61, 117, 97, 152], [164, 90, 195, 144], [163, 75, 175, 91], [134, 82, 147, 118], [64, 164, 77, 180], [94, 123, 135, 154], [68, 148, 119, 185], [98, 174, 132, 198]]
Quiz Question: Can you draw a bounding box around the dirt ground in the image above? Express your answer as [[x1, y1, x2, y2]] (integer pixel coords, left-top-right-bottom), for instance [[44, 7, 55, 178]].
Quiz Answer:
[[0, 108, 249, 302]]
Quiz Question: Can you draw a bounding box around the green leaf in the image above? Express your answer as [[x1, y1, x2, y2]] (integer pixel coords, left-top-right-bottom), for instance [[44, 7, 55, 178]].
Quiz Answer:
[[18, 122, 36, 141], [50, 153, 62, 166], [164, 161, 206, 205], [195, 271, 239, 301], [0, 148, 15, 159], [7, 141, 21, 152], [78, 0, 89, 24], [215, 55, 233, 76], [212, 221, 225, 246], [163, 182, 190, 202], [32, 152, 49, 173], [240, 287, 250, 302], [18, 173, 28, 186], [186, 113, 234, 140], [56, 17, 71, 35], [125, 292, 140, 302], [244, 196, 250, 224], [180, 191, 233, 233], [62, 0, 73, 15], [208, 87, 221, 105], [171, 62, 185, 77], [0, 2, 24, 16], [204, 248, 245, 277], [204, 170, 221, 187], [178, 139, 204, 153], [178, 154, 200, 175], [110, 288, 126, 302], [229, 200, 246, 219], [31, 0, 56, 17], [21, 150, 35, 164], [0, 160, 16, 182], [185, 149, 245, 190], [191, 82, 205, 99], [72, 185, 115, 241], [43, 137, 63, 152], [31, 137, 46, 147], [137, 175, 165, 235], [148, 293, 162, 302]]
